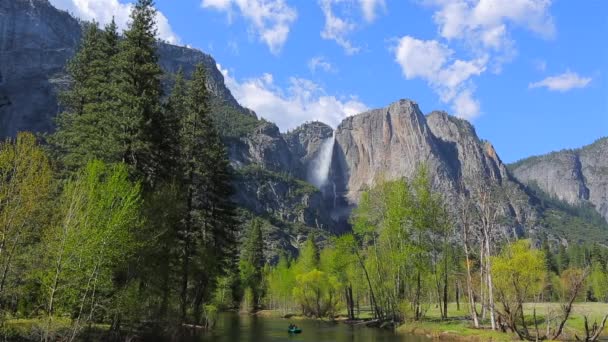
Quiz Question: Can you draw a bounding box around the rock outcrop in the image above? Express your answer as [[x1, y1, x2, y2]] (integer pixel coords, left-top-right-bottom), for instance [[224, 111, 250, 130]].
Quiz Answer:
[[510, 138, 608, 222], [0, 0, 80, 137], [333, 100, 454, 203], [284, 122, 333, 168]]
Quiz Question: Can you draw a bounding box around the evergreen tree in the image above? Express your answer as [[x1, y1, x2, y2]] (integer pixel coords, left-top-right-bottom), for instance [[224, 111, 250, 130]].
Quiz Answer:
[[115, 0, 166, 186], [557, 244, 570, 273], [50, 21, 122, 171], [178, 63, 237, 324], [162, 69, 187, 176], [239, 218, 265, 309], [542, 239, 558, 274], [297, 234, 320, 272]]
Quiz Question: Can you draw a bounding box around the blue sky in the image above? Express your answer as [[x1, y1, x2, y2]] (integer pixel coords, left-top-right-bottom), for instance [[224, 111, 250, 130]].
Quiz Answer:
[[49, 0, 607, 163]]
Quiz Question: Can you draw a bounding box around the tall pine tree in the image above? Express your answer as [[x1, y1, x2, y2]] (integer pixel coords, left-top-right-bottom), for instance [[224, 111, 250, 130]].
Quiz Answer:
[[177, 63, 237, 324], [51, 20, 122, 171], [239, 218, 265, 309], [115, 0, 166, 186]]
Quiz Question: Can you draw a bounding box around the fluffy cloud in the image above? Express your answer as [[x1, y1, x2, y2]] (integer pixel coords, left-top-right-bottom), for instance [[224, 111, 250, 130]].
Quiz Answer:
[[218, 64, 368, 131], [393, 0, 555, 120], [319, 0, 385, 54], [529, 71, 592, 92], [49, 0, 180, 44], [432, 0, 555, 50], [308, 56, 335, 73], [394, 36, 486, 119], [202, 0, 297, 54]]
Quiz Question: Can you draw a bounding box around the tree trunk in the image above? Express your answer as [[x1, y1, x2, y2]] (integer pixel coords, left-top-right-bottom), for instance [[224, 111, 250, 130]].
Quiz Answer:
[[484, 230, 496, 330], [443, 253, 448, 319]]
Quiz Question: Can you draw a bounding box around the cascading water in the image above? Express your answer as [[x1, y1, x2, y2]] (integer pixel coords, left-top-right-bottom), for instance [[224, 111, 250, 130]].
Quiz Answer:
[[308, 131, 335, 189]]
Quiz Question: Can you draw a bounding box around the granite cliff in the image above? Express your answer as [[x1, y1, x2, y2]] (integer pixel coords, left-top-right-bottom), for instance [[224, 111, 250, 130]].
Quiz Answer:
[[509, 138, 608, 223]]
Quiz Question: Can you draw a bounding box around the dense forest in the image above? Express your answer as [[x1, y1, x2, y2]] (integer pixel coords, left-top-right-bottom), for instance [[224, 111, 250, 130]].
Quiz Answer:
[[1, 1, 608, 341]]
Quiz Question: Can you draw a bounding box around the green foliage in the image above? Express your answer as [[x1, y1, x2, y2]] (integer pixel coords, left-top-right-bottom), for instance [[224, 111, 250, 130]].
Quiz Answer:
[[265, 253, 295, 315], [209, 98, 261, 138], [292, 269, 342, 318], [40, 160, 141, 334], [492, 240, 546, 305], [590, 262, 608, 302], [0, 132, 53, 310], [350, 166, 452, 321], [239, 218, 265, 311], [295, 235, 320, 273], [236, 164, 318, 197], [50, 21, 124, 173], [524, 181, 608, 244]]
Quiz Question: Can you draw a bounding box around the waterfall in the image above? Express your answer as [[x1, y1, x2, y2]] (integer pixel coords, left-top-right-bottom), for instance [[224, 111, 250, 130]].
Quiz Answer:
[[309, 132, 335, 189]]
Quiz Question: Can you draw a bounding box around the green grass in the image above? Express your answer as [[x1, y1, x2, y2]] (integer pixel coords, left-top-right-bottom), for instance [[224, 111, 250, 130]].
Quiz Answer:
[[2, 318, 110, 341], [395, 302, 608, 341]]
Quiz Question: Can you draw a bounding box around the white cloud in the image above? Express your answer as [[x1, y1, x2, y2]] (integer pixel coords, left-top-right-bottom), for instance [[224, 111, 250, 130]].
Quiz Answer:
[[394, 36, 486, 119], [529, 71, 592, 92], [49, 0, 180, 44], [218, 64, 368, 131], [308, 56, 335, 73], [360, 0, 386, 22], [392, 0, 555, 120], [202, 0, 297, 54], [432, 0, 555, 50], [319, 0, 385, 54], [319, 0, 360, 55]]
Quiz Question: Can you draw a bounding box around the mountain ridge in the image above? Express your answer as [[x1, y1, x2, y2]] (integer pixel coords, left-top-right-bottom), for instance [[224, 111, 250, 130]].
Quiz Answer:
[[509, 137, 608, 222]]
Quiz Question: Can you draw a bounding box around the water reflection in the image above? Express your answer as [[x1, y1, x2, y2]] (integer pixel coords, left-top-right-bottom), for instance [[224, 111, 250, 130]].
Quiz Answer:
[[196, 313, 429, 342]]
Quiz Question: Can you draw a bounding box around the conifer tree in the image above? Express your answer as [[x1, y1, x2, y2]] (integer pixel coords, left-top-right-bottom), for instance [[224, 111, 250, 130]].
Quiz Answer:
[[51, 21, 122, 171], [239, 218, 265, 308], [115, 0, 165, 186], [178, 63, 237, 323]]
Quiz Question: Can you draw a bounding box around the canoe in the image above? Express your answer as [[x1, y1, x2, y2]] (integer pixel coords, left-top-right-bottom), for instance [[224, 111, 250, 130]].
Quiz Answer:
[[288, 328, 302, 334]]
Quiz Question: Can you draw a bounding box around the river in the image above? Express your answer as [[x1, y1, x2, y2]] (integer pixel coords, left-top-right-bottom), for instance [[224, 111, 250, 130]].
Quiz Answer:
[[194, 313, 430, 342]]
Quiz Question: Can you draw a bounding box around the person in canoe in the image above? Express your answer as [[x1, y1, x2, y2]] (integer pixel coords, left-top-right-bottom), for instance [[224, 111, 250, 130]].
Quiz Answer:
[[288, 324, 302, 333]]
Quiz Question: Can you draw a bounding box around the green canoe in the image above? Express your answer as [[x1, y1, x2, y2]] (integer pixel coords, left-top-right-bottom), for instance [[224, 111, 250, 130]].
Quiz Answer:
[[288, 327, 302, 334]]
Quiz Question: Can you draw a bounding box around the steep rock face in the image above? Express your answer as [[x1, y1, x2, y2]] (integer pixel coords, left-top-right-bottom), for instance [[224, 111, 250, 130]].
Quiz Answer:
[[426, 111, 508, 185], [157, 43, 254, 117], [333, 100, 454, 203], [283, 121, 333, 180], [0, 0, 80, 137], [234, 167, 331, 231], [510, 138, 608, 221], [234, 122, 300, 174]]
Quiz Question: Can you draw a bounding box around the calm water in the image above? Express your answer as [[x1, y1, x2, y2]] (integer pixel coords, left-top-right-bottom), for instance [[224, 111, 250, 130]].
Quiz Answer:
[[196, 313, 430, 342]]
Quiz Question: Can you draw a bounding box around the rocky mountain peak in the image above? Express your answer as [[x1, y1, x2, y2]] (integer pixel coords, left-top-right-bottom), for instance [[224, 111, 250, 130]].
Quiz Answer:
[[284, 121, 333, 166], [333, 99, 452, 204], [510, 137, 608, 221]]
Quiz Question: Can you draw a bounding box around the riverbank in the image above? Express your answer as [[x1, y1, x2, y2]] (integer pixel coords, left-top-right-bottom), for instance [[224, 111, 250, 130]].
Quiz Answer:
[[397, 320, 513, 341], [400, 302, 608, 341], [254, 302, 608, 341]]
